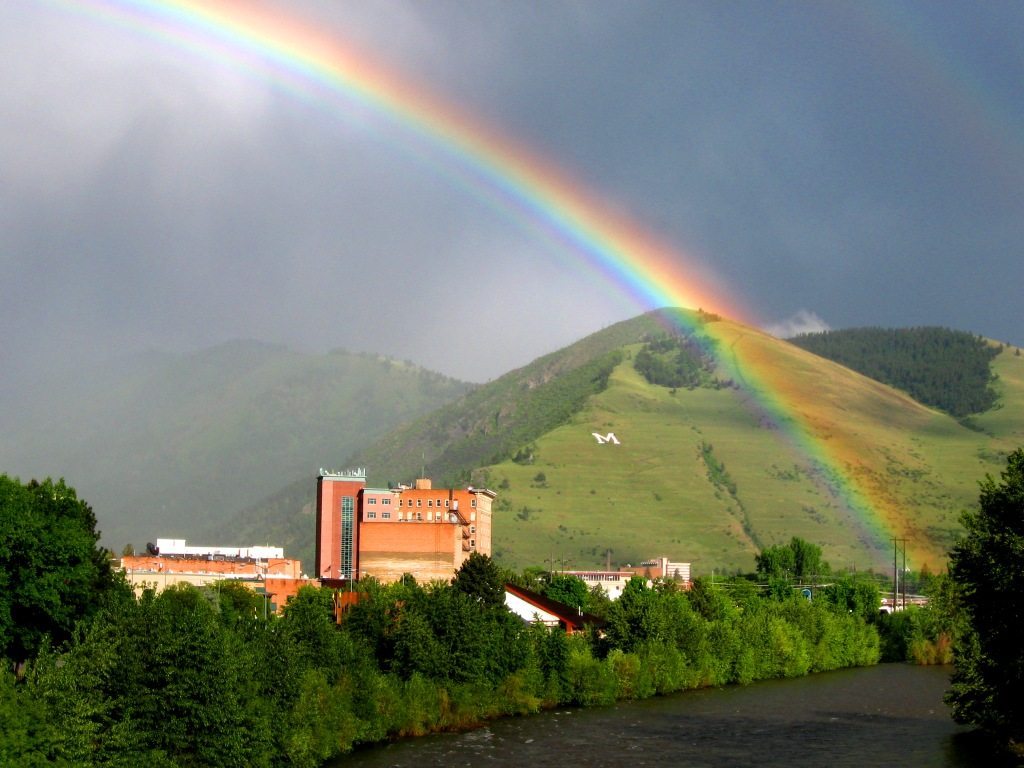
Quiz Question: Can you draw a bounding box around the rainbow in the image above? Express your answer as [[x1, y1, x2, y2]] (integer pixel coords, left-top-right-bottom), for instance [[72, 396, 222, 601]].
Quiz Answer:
[[55, 0, 910, 562]]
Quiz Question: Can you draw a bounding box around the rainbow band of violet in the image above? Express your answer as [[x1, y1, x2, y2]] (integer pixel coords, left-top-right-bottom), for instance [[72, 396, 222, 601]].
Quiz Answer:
[[58, 0, 902, 561]]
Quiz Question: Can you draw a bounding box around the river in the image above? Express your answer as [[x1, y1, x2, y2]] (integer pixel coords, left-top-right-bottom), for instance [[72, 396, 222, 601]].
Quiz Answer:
[[334, 665, 1007, 767]]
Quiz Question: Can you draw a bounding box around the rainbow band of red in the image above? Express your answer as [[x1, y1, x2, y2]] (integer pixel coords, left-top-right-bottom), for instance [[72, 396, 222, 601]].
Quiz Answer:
[[57, 0, 900, 559]]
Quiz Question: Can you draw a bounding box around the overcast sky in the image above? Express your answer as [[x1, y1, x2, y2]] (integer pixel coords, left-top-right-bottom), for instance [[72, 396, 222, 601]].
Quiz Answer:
[[2, 1, 1022, 385]]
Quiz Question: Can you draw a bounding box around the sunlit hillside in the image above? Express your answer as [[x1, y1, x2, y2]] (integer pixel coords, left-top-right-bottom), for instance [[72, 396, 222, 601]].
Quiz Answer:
[[485, 317, 1024, 573], [202, 311, 1024, 576]]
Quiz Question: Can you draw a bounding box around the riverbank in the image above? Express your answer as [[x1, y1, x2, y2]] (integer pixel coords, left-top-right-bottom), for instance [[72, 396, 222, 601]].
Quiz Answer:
[[337, 665, 1003, 767]]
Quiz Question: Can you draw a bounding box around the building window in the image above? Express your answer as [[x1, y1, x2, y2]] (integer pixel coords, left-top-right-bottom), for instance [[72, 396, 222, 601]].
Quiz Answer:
[[367, 511, 376, 519], [427, 499, 433, 507], [470, 539, 476, 548], [444, 499, 450, 508], [382, 511, 391, 519], [367, 497, 377, 505], [340, 496, 355, 580], [382, 498, 391, 505], [471, 499, 477, 507], [416, 499, 422, 507], [470, 525, 475, 534]]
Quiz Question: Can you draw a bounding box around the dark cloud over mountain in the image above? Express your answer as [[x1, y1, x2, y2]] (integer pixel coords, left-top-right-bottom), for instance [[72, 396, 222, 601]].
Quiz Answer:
[[2, 2, 1021, 389]]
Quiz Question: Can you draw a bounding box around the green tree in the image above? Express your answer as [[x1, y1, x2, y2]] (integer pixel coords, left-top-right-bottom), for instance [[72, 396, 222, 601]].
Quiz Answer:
[[755, 537, 827, 583], [945, 448, 1024, 746], [0, 668, 55, 766], [544, 574, 589, 611], [0, 476, 122, 663], [604, 577, 669, 652], [820, 573, 880, 623], [452, 552, 506, 609], [755, 542, 795, 581]]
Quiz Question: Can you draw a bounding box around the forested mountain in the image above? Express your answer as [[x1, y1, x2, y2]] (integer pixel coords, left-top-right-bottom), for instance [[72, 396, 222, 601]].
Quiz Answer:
[[0, 342, 471, 550], [217, 311, 1024, 574], [787, 327, 1001, 417]]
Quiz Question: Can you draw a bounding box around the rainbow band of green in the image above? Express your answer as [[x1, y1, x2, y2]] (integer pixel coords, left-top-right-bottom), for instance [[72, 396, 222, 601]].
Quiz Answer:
[[58, 0, 896, 556]]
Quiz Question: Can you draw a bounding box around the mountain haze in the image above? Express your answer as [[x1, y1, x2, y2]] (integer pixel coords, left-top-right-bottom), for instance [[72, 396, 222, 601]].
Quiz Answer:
[[0, 341, 472, 549]]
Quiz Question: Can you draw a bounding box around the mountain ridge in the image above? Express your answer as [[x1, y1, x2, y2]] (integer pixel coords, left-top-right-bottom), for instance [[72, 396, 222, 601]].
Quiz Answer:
[[211, 311, 1024, 572], [4, 312, 1021, 574]]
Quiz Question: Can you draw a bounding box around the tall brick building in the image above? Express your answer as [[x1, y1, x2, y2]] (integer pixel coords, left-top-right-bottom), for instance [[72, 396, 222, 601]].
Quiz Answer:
[[315, 469, 495, 586]]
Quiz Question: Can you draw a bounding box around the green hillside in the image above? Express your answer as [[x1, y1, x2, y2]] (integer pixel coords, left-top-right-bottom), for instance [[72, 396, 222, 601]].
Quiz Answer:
[[0, 341, 471, 550], [488, 320, 1024, 574], [187, 311, 1024, 576]]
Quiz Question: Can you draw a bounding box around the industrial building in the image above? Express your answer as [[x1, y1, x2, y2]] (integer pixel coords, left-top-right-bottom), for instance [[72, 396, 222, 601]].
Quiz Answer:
[[315, 468, 495, 586], [120, 538, 315, 613]]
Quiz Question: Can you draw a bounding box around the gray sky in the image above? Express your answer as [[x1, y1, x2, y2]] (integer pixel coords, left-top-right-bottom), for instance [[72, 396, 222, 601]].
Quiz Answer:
[[3, 1, 1022, 384]]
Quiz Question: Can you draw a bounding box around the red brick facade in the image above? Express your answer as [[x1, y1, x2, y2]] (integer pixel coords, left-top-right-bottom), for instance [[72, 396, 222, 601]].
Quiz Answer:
[[315, 472, 495, 585]]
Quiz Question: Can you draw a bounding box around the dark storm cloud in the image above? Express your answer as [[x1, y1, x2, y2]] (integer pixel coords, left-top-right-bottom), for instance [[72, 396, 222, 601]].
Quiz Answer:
[[2, 1, 1022, 391]]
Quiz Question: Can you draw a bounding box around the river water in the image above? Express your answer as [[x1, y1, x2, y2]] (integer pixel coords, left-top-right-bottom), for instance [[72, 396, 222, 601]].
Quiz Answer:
[[336, 665, 1006, 767]]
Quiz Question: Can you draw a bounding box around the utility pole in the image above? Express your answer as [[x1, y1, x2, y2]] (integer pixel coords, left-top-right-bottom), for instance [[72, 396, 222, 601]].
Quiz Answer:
[[892, 537, 907, 611], [902, 541, 908, 610]]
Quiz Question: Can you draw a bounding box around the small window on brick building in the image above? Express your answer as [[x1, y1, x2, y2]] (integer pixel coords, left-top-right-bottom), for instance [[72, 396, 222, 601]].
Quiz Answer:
[[471, 499, 477, 507], [416, 499, 422, 507], [382, 512, 391, 520], [444, 499, 450, 508], [427, 499, 433, 507], [367, 497, 377, 505], [382, 498, 391, 505], [416, 512, 423, 521], [367, 511, 376, 519]]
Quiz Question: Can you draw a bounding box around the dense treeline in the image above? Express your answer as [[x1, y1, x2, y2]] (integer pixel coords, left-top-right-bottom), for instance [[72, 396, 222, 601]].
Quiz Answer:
[[788, 327, 1000, 417], [632, 332, 729, 390], [2, 554, 881, 767]]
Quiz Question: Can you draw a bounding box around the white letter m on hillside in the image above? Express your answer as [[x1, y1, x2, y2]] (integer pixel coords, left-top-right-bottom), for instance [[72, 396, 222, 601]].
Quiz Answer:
[[592, 432, 620, 445]]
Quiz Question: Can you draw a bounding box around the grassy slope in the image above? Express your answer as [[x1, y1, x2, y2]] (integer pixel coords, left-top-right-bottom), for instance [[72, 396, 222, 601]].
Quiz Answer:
[[488, 321, 1024, 574]]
